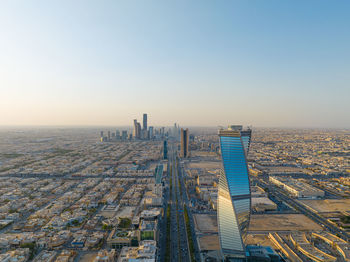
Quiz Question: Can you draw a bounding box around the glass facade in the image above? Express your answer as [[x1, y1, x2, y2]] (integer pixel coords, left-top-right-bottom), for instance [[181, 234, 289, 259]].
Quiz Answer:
[[218, 128, 252, 260]]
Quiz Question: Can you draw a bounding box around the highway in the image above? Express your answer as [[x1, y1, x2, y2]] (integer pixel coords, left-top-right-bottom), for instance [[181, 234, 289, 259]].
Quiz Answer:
[[168, 143, 191, 262], [177, 155, 201, 262]]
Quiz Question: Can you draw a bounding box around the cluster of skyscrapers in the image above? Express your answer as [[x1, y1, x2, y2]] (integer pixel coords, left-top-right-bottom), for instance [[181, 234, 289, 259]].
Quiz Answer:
[[100, 130, 129, 142], [100, 113, 169, 142], [132, 114, 168, 140], [133, 114, 154, 140]]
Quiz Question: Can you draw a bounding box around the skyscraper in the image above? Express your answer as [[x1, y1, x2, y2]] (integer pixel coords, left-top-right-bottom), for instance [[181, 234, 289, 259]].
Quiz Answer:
[[100, 131, 104, 142], [122, 130, 127, 140], [143, 113, 147, 131], [163, 140, 168, 159], [116, 130, 120, 140], [149, 126, 154, 139], [142, 129, 148, 140], [133, 119, 139, 139], [180, 128, 189, 158], [137, 122, 141, 139], [217, 125, 252, 261]]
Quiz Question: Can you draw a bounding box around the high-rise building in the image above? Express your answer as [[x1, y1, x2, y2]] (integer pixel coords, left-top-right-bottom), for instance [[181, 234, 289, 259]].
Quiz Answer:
[[180, 128, 189, 158], [100, 131, 104, 138], [149, 126, 154, 139], [163, 140, 168, 159], [122, 130, 127, 140], [142, 129, 148, 140], [116, 130, 120, 140], [143, 113, 147, 131], [133, 119, 139, 139], [108, 131, 111, 141], [217, 125, 252, 261], [137, 122, 142, 139]]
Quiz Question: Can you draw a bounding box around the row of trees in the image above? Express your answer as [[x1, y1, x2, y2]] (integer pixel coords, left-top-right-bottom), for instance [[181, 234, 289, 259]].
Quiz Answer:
[[184, 205, 196, 262]]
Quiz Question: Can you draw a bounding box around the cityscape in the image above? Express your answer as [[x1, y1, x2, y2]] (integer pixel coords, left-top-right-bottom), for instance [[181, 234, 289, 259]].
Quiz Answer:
[[1, 1, 350, 262], [0, 114, 349, 261]]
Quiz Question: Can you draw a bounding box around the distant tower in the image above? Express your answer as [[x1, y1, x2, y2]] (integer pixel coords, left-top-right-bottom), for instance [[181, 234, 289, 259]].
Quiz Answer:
[[133, 119, 138, 139], [122, 130, 127, 140], [143, 114, 148, 131], [180, 128, 189, 158], [137, 122, 142, 139], [108, 131, 111, 141], [116, 130, 120, 140], [163, 140, 168, 159], [149, 126, 154, 140], [100, 131, 104, 142]]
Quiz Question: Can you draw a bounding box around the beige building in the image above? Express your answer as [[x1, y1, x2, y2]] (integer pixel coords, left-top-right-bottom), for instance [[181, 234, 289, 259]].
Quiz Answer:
[[270, 176, 324, 199], [93, 250, 116, 262], [251, 197, 277, 212], [117, 240, 157, 262]]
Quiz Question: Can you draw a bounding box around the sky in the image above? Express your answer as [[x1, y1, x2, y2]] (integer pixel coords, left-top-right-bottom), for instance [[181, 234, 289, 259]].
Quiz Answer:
[[1, 1, 349, 128]]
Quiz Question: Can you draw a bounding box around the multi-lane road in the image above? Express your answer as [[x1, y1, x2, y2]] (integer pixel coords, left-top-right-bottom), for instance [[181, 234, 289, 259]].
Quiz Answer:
[[168, 143, 191, 262]]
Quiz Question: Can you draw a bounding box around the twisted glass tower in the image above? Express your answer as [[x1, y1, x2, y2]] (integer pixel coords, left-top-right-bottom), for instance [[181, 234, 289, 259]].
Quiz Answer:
[[218, 125, 252, 261]]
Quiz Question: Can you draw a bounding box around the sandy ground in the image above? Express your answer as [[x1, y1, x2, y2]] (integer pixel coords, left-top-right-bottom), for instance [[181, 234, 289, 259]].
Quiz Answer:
[[245, 233, 277, 248], [193, 213, 218, 233], [190, 151, 218, 158], [198, 232, 281, 252], [249, 214, 323, 231], [187, 161, 221, 170], [198, 234, 220, 251], [116, 206, 135, 218], [298, 199, 350, 213]]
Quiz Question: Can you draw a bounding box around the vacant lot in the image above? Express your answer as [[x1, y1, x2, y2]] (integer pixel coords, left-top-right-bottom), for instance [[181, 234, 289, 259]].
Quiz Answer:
[[249, 214, 322, 231], [245, 233, 277, 248], [187, 161, 221, 170], [198, 234, 220, 251], [298, 199, 350, 213], [193, 213, 218, 233], [190, 151, 218, 158]]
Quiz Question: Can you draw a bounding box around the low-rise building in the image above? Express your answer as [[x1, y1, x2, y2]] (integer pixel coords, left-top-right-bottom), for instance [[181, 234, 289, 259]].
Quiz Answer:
[[270, 176, 324, 199], [117, 240, 157, 262]]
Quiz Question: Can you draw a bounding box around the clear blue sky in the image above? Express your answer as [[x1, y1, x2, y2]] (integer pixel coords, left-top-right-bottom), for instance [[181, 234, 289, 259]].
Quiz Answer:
[[1, 0, 349, 127]]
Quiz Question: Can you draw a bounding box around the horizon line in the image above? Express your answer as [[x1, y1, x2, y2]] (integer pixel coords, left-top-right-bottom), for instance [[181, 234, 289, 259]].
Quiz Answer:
[[0, 124, 349, 130]]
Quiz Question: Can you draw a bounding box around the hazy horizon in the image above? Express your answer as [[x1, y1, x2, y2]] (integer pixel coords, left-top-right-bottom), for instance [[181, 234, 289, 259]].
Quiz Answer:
[[0, 124, 349, 130], [1, 1, 349, 128]]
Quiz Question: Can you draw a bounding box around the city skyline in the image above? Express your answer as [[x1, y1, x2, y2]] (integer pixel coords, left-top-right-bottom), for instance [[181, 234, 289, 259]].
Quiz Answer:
[[1, 1, 350, 261], [1, 1, 350, 128], [0, 122, 348, 261]]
